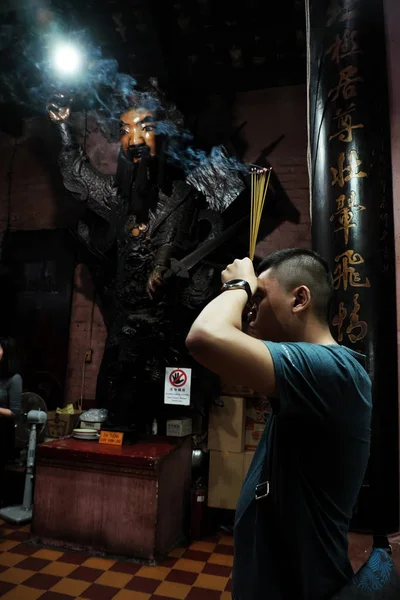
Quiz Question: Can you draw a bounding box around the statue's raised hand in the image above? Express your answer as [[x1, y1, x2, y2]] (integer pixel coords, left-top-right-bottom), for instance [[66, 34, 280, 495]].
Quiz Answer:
[[46, 94, 73, 123]]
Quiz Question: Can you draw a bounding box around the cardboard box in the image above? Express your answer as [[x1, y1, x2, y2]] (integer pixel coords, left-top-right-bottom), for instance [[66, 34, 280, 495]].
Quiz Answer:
[[243, 450, 255, 477], [208, 450, 255, 510], [46, 410, 82, 439], [220, 379, 253, 398], [246, 396, 271, 426], [166, 417, 192, 437], [245, 422, 264, 451], [208, 396, 245, 453]]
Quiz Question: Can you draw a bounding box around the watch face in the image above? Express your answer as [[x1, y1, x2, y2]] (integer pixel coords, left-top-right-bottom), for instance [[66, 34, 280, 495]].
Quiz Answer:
[[221, 279, 251, 301], [226, 279, 245, 287]]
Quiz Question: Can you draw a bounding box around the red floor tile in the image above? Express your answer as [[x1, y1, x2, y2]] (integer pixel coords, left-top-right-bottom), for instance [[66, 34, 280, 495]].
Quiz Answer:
[[0, 581, 15, 595], [165, 568, 199, 585], [182, 550, 213, 562], [83, 582, 121, 599], [186, 587, 223, 600], [11, 542, 39, 555], [18, 556, 52, 571], [159, 557, 178, 568], [55, 551, 91, 565], [68, 565, 104, 582], [23, 572, 63, 590], [39, 592, 77, 600], [125, 575, 163, 594], [109, 561, 143, 575], [214, 545, 234, 556], [202, 563, 232, 578]]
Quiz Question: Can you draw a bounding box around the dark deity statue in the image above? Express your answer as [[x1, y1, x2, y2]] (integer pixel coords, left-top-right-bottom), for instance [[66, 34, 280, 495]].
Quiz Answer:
[[47, 90, 246, 433]]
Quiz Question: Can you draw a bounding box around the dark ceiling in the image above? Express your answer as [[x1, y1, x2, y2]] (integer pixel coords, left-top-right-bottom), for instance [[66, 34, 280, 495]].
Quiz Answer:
[[0, 0, 306, 133]]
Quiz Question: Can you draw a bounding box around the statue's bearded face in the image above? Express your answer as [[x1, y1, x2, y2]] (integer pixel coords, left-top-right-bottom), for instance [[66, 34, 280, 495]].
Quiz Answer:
[[120, 108, 157, 163]]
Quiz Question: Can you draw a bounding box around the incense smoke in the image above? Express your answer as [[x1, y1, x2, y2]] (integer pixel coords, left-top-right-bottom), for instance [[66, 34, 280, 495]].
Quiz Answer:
[[0, 2, 246, 177]]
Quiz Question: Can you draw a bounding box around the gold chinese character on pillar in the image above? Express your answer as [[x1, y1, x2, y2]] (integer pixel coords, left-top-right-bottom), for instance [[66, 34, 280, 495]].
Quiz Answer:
[[346, 293, 368, 343], [329, 104, 364, 143], [333, 250, 371, 291], [326, 29, 361, 64], [330, 150, 368, 188], [332, 302, 347, 342], [328, 65, 363, 102], [330, 190, 366, 245]]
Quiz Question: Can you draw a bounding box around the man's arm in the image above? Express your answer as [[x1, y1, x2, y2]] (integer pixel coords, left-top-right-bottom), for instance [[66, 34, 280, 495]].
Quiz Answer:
[[186, 259, 276, 396], [0, 374, 22, 420], [0, 408, 13, 418]]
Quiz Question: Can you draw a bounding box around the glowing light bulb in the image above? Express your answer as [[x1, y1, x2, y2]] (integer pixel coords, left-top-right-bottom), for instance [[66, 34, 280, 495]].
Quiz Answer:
[[53, 44, 82, 75]]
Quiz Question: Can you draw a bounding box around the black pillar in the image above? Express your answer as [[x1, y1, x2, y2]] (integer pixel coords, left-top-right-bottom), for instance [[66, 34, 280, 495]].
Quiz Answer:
[[307, 0, 399, 531]]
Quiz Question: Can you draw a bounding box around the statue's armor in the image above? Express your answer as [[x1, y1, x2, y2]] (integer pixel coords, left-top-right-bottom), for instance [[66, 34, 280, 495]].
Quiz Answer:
[[57, 123, 244, 428]]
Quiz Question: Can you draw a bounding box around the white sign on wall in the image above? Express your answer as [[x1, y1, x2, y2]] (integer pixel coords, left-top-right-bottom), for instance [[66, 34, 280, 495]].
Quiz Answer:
[[164, 367, 192, 406]]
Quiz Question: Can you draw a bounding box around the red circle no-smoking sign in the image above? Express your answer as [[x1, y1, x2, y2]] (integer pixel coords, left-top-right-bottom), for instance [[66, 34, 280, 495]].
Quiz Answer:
[[169, 369, 187, 388]]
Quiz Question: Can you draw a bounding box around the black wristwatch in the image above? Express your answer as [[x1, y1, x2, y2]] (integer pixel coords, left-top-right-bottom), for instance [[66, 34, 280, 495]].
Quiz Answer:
[[221, 279, 253, 303]]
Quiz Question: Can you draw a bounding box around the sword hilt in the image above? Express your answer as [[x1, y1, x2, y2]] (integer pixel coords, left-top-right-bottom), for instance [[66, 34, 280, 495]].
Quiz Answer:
[[169, 258, 190, 279]]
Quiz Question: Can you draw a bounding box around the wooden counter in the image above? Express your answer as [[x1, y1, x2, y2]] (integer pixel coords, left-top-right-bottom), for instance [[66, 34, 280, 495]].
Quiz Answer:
[[32, 436, 191, 561]]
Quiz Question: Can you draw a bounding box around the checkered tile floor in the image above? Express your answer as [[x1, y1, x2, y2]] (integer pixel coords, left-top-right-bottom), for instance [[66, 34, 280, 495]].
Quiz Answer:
[[0, 520, 233, 599]]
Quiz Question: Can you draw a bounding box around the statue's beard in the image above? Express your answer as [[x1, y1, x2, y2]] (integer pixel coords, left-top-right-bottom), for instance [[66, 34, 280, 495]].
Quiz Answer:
[[115, 147, 160, 222], [126, 143, 151, 162]]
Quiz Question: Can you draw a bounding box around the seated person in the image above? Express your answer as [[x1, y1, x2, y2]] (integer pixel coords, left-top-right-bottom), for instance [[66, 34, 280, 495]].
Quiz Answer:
[[0, 338, 22, 506]]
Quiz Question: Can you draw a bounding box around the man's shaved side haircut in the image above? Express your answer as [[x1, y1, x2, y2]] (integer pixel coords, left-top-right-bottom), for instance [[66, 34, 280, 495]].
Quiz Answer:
[[257, 248, 334, 322]]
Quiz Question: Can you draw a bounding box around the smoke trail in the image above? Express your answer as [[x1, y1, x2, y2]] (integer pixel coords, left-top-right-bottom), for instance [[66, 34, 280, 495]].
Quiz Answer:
[[0, 1, 247, 177]]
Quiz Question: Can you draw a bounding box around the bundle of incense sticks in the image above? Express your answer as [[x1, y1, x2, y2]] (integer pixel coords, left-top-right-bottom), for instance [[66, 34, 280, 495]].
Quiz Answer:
[[249, 166, 272, 260]]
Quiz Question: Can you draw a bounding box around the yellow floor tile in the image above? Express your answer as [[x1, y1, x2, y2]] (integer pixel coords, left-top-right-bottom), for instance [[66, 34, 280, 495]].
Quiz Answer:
[[194, 573, 228, 591], [50, 577, 91, 597], [221, 593, 232, 600], [0, 552, 25, 567], [189, 541, 217, 553], [168, 547, 186, 558], [41, 560, 78, 577], [154, 581, 191, 599], [113, 591, 152, 600], [82, 556, 116, 570], [0, 540, 20, 552], [173, 558, 205, 573], [0, 567, 36, 584], [136, 565, 170, 580], [33, 548, 64, 561], [219, 536, 234, 547], [1, 585, 45, 600], [208, 553, 234, 567], [95, 571, 134, 588]]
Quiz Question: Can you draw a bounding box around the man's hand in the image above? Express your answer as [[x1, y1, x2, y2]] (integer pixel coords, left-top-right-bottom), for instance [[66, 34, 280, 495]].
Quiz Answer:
[[147, 265, 167, 298], [221, 258, 258, 295]]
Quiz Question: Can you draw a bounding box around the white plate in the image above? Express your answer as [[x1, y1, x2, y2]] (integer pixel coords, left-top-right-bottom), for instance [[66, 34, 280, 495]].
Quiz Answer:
[[73, 428, 98, 434], [72, 433, 99, 441]]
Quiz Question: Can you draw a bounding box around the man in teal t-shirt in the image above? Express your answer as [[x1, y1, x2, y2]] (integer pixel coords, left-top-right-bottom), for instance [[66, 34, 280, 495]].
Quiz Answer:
[[186, 248, 372, 600]]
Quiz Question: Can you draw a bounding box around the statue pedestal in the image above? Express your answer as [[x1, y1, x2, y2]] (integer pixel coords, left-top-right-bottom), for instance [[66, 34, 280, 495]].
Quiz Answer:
[[32, 436, 191, 561]]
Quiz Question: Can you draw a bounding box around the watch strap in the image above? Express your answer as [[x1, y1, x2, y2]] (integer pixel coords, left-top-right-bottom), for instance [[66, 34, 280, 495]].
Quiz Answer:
[[221, 279, 252, 303]]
